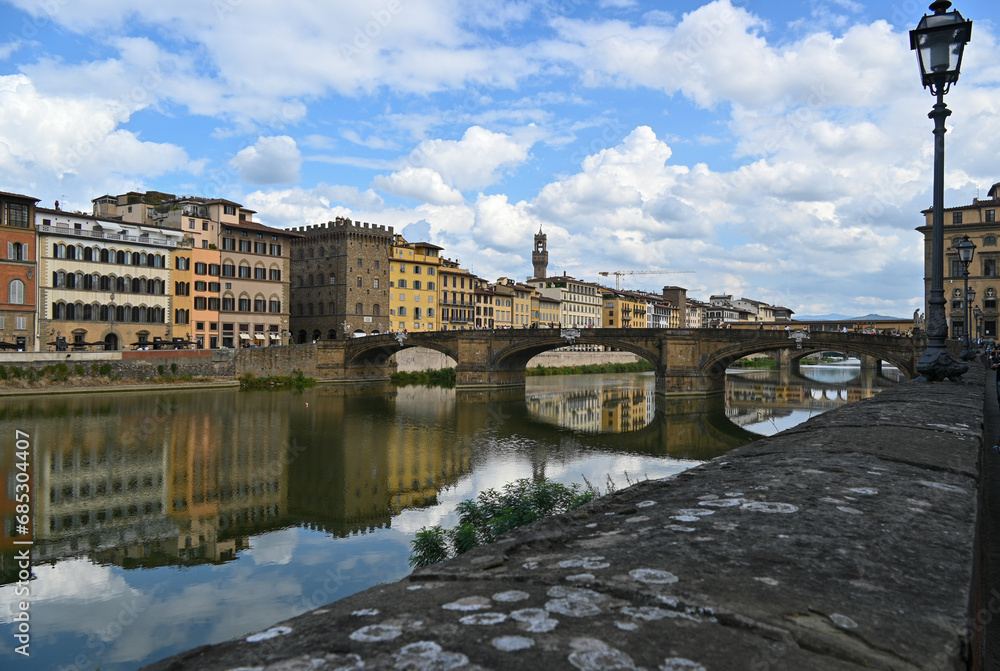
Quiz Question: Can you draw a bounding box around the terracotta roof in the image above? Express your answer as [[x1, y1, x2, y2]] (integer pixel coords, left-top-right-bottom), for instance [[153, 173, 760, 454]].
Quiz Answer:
[[0, 191, 40, 202]]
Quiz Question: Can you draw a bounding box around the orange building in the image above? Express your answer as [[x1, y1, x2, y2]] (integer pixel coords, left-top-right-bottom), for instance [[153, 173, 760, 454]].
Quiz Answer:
[[0, 191, 39, 350]]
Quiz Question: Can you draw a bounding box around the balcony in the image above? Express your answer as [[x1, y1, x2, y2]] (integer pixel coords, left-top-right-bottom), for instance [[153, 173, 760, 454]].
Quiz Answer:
[[38, 224, 182, 248]]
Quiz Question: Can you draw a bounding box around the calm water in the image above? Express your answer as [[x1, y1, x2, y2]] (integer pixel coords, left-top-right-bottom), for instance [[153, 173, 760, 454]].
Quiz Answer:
[[0, 366, 899, 670]]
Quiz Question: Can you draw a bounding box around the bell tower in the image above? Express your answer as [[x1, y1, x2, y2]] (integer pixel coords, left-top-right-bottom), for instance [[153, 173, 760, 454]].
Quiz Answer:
[[532, 226, 548, 279]]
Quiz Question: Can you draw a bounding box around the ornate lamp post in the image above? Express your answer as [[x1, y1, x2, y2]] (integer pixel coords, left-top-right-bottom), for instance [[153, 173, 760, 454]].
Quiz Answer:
[[911, 0, 973, 380], [954, 235, 976, 358], [975, 305, 983, 341]]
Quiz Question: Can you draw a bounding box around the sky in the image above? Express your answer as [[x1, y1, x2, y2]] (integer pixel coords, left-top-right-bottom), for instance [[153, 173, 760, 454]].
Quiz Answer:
[[1, 0, 998, 318]]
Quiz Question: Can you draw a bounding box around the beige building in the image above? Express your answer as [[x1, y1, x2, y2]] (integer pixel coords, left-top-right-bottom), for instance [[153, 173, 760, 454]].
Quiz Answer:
[[917, 181, 1000, 340], [35, 207, 185, 350], [527, 273, 602, 328]]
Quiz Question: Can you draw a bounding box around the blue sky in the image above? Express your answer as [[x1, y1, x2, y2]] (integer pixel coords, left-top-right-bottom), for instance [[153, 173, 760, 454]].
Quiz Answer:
[[1, 0, 998, 317]]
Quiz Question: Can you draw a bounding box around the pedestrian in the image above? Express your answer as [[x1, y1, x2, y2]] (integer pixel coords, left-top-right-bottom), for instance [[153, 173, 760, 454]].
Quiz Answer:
[[990, 348, 1000, 406]]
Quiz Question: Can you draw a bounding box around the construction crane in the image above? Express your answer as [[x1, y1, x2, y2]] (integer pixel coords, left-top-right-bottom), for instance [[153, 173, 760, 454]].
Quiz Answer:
[[598, 269, 694, 290]]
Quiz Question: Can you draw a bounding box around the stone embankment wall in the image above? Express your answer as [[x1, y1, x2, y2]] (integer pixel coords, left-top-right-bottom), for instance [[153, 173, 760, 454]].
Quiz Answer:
[[144, 364, 988, 671], [0, 349, 235, 380]]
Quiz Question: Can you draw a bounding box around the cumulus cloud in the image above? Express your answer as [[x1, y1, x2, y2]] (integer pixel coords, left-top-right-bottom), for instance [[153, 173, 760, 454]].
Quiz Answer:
[[372, 167, 464, 205], [403, 126, 534, 191], [230, 136, 302, 185]]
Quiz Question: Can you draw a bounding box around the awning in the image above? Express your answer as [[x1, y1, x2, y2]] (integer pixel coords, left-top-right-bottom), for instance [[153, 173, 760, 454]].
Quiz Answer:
[[238, 333, 251, 340], [254, 333, 265, 340], [268, 333, 281, 340]]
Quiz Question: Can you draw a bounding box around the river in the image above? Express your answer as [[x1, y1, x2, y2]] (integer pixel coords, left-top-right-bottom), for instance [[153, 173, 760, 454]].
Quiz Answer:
[[0, 365, 900, 670]]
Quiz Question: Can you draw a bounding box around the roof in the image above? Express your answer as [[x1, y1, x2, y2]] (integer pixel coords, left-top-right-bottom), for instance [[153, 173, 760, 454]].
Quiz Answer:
[[0, 191, 40, 202], [225, 219, 304, 238]]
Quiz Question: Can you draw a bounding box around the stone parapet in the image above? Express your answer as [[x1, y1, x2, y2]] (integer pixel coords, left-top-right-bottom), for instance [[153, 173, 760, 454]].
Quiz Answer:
[[142, 364, 987, 670]]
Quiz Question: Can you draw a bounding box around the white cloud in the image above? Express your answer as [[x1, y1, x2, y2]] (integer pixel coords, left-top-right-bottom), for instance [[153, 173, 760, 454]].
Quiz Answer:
[[230, 136, 302, 185], [403, 126, 534, 191], [372, 167, 464, 205]]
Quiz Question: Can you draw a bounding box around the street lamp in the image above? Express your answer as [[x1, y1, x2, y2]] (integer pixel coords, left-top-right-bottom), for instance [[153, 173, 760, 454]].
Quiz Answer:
[[974, 305, 983, 341], [964, 285, 976, 357], [954, 235, 976, 357], [911, 0, 973, 381]]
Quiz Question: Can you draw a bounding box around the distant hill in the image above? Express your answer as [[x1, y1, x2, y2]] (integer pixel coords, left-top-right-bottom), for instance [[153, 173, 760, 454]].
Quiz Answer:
[[795, 313, 906, 322]]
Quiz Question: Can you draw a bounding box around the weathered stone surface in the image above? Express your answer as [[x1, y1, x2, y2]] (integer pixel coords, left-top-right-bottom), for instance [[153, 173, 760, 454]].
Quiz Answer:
[[142, 364, 985, 671]]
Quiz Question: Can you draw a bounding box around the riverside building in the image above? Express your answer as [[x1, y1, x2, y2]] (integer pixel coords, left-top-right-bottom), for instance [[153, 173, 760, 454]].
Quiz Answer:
[[0, 191, 39, 350], [289, 218, 393, 341]]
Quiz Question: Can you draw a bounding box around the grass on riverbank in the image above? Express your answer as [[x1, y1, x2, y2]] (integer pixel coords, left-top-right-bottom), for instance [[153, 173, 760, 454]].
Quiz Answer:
[[238, 369, 316, 391], [409, 477, 598, 569], [527, 360, 654, 376], [391, 368, 456, 387]]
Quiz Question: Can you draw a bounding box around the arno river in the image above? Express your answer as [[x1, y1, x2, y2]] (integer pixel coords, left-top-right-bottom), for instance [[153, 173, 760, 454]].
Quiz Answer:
[[0, 365, 901, 670]]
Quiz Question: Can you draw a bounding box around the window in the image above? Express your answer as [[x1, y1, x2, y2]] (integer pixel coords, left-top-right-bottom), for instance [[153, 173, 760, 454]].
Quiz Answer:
[[222, 296, 235, 311], [239, 297, 251, 312], [188, 219, 196, 229], [254, 242, 267, 254], [222, 238, 236, 250], [254, 299, 266, 312], [239, 240, 252, 252], [356, 303, 363, 315], [357, 258, 363, 268], [414, 307, 422, 319], [208, 297, 220, 311], [5, 203, 29, 227], [269, 299, 281, 313], [428, 267, 434, 275], [175, 256, 189, 270], [986, 236, 998, 247], [329, 273, 335, 285], [399, 264, 406, 273], [398, 306, 407, 316], [270, 244, 281, 256], [194, 297, 207, 310], [373, 304, 380, 316], [224, 205, 237, 215], [270, 269, 281, 281], [428, 281, 435, 291], [373, 279, 379, 289], [7, 242, 25, 260], [195, 262, 207, 275], [414, 266, 422, 274], [953, 211, 963, 224], [254, 267, 266, 280], [356, 277, 362, 287], [985, 259, 997, 277], [988, 210, 997, 223], [374, 260, 380, 269], [398, 279, 407, 289], [209, 282, 221, 292], [209, 263, 221, 276], [413, 280, 422, 290], [195, 281, 207, 291], [15, 316, 25, 330], [8, 279, 25, 304], [222, 264, 236, 277]]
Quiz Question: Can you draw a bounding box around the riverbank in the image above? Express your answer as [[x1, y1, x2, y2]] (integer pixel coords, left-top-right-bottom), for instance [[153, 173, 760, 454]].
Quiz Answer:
[[143, 363, 986, 671]]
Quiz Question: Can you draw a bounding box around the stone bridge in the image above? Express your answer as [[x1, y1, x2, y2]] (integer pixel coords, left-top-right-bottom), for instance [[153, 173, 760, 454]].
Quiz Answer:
[[316, 328, 926, 395]]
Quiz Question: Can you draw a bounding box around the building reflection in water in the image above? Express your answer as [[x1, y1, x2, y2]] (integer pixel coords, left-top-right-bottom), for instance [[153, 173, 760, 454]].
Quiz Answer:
[[0, 366, 897, 581], [725, 366, 903, 429]]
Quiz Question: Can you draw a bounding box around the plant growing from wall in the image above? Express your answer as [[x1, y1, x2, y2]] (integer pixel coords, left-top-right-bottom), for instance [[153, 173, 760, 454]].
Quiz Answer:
[[409, 478, 598, 569]]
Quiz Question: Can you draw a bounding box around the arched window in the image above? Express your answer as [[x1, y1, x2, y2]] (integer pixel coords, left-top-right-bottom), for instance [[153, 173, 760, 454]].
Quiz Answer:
[[83, 247, 93, 262], [356, 276, 362, 288], [317, 302, 323, 315], [373, 304, 381, 316], [100, 249, 110, 263], [329, 273, 335, 285], [8, 279, 25, 304], [52, 302, 65, 320], [308, 274, 314, 286], [356, 303, 363, 315], [65, 303, 76, 320], [7, 242, 24, 260], [985, 236, 997, 247], [318, 247, 325, 257], [55, 243, 66, 259], [329, 301, 335, 314], [83, 304, 93, 320], [308, 303, 314, 315]]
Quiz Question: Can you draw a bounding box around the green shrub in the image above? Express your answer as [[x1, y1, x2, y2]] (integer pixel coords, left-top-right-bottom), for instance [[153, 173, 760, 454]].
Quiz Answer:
[[11, 367, 23, 379], [409, 478, 597, 569], [157, 364, 165, 376], [170, 363, 178, 375], [0, 366, 7, 380], [99, 364, 112, 377], [74, 365, 86, 376]]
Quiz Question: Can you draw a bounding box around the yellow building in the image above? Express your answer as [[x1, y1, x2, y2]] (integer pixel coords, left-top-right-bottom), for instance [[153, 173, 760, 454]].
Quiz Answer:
[[917, 181, 1000, 340], [601, 290, 646, 328], [390, 238, 442, 332], [438, 257, 475, 330]]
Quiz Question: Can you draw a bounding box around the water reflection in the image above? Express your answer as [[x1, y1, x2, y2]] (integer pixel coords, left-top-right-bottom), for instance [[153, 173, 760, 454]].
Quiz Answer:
[[728, 365, 903, 435], [526, 374, 655, 433], [0, 369, 892, 669]]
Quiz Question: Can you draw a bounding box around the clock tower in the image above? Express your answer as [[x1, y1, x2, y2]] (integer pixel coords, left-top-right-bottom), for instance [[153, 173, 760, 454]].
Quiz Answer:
[[532, 226, 548, 279]]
